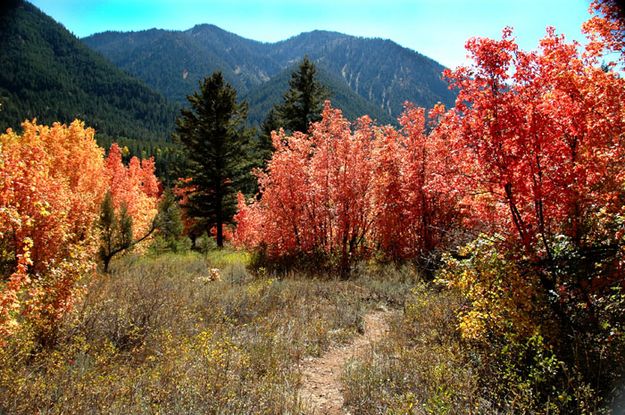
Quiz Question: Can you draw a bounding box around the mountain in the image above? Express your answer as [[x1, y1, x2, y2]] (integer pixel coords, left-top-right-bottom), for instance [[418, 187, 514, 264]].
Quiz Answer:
[[244, 63, 396, 126], [270, 30, 455, 119], [0, 1, 178, 141], [83, 25, 455, 125], [82, 26, 274, 107]]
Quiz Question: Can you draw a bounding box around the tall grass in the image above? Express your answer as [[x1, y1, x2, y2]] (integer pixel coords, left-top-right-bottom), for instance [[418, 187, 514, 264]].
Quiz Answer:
[[0, 251, 415, 414], [342, 283, 485, 414]]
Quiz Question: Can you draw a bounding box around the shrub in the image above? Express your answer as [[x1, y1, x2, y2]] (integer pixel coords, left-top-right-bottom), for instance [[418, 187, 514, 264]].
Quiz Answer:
[[0, 252, 412, 414], [342, 282, 483, 414]]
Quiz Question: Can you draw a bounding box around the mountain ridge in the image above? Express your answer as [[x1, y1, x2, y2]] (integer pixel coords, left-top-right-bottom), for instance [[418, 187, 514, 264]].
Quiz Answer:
[[84, 24, 456, 125]]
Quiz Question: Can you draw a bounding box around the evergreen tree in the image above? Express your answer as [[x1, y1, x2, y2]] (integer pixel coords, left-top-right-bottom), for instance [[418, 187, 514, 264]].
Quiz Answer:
[[153, 189, 184, 252], [255, 57, 328, 170], [277, 56, 329, 134], [257, 107, 280, 165], [174, 72, 252, 247]]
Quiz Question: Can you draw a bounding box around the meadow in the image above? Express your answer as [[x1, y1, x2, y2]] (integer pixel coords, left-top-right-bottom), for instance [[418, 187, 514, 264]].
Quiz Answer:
[[0, 251, 430, 414]]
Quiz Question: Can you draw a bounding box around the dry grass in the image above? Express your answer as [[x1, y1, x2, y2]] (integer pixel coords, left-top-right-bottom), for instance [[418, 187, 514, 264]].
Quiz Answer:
[[3, 250, 604, 414], [0, 251, 416, 414], [342, 283, 488, 414]]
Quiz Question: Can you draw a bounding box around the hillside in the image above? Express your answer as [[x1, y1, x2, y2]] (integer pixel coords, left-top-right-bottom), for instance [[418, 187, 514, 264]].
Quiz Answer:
[[83, 25, 455, 125], [244, 64, 396, 126], [0, 1, 178, 141], [268, 30, 455, 117]]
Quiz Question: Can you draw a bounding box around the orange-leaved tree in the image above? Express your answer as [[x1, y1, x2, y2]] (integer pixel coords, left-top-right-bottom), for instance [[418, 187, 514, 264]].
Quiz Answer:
[[100, 143, 161, 272], [0, 120, 106, 342], [0, 122, 162, 343], [104, 143, 160, 239]]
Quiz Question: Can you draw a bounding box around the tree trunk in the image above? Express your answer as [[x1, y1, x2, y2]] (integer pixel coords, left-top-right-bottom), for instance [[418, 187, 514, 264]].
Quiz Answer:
[[340, 233, 350, 280], [103, 255, 111, 273], [216, 220, 224, 247]]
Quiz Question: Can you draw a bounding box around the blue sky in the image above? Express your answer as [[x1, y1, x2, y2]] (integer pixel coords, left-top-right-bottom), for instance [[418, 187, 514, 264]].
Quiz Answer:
[[31, 0, 592, 69]]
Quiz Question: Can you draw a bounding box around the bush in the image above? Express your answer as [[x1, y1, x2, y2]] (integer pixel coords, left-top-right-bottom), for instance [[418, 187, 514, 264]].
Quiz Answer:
[[437, 234, 625, 413]]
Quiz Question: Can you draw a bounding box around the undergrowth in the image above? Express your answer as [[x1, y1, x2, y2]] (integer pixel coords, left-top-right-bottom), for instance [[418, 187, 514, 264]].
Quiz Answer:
[[342, 283, 485, 414], [0, 250, 414, 414], [2, 248, 620, 414]]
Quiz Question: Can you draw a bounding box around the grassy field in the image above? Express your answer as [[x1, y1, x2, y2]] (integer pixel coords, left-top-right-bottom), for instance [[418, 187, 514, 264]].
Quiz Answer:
[[3, 248, 617, 414], [0, 250, 436, 414]]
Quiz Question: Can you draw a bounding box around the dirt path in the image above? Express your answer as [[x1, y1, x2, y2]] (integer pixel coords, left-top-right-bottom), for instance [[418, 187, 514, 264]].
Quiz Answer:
[[299, 310, 392, 414]]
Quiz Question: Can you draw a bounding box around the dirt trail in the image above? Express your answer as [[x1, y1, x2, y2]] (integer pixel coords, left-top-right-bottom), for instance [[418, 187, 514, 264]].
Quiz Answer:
[[299, 310, 392, 414]]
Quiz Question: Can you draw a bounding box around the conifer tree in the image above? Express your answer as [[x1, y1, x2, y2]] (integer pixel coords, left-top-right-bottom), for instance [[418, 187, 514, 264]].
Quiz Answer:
[[257, 107, 280, 164], [153, 189, 184, 252], [278, 56, 329, 133], [256, 57, 328, 168], [174, 72, 252, 247]]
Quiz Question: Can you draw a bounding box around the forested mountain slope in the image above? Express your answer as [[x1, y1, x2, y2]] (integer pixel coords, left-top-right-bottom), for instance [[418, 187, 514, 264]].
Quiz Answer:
[[84, 25, 455, 125], [0, 1, 178, 141]]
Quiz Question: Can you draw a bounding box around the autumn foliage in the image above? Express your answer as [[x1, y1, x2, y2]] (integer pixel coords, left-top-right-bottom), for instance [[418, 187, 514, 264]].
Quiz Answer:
[[437, 22, 625, 350], [105, 143, 160, 240], [233, 102, 460, 273], [231, 10, 625, 408], [235, 8, 625, 276], [435, 13, 625, 411], [0, 1, 623, 409], [583, 0, 625, 65], [444, 26, 625, 259], [0, 120, 159, 341]]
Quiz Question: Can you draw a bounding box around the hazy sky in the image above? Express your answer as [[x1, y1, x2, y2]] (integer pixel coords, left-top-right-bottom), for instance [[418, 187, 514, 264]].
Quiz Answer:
[[31, 0, 592, 69]]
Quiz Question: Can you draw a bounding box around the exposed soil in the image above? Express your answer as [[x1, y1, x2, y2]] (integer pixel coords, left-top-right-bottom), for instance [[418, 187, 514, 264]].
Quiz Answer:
[[299, 310, 392, 414]]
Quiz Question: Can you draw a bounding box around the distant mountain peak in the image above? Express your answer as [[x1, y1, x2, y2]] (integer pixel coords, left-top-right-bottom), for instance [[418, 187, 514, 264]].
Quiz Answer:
[[83, 22, 456, 125], [297, 29, 346, 37], [187, 23, 223, 34]]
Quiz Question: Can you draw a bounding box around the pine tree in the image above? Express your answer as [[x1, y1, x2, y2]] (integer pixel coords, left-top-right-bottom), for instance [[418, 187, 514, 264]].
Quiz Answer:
[[255, 57, 328, 170], [153, 189, 184, 252], [174, 72, 252, 247], [276, 56, 329, 134], [257, 107, 280, 164]]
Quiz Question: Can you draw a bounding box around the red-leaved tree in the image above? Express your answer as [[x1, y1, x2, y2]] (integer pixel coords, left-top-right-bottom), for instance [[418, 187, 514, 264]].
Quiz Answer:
[[234, 101, 461, 274], [444, 26, 625, 261]]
